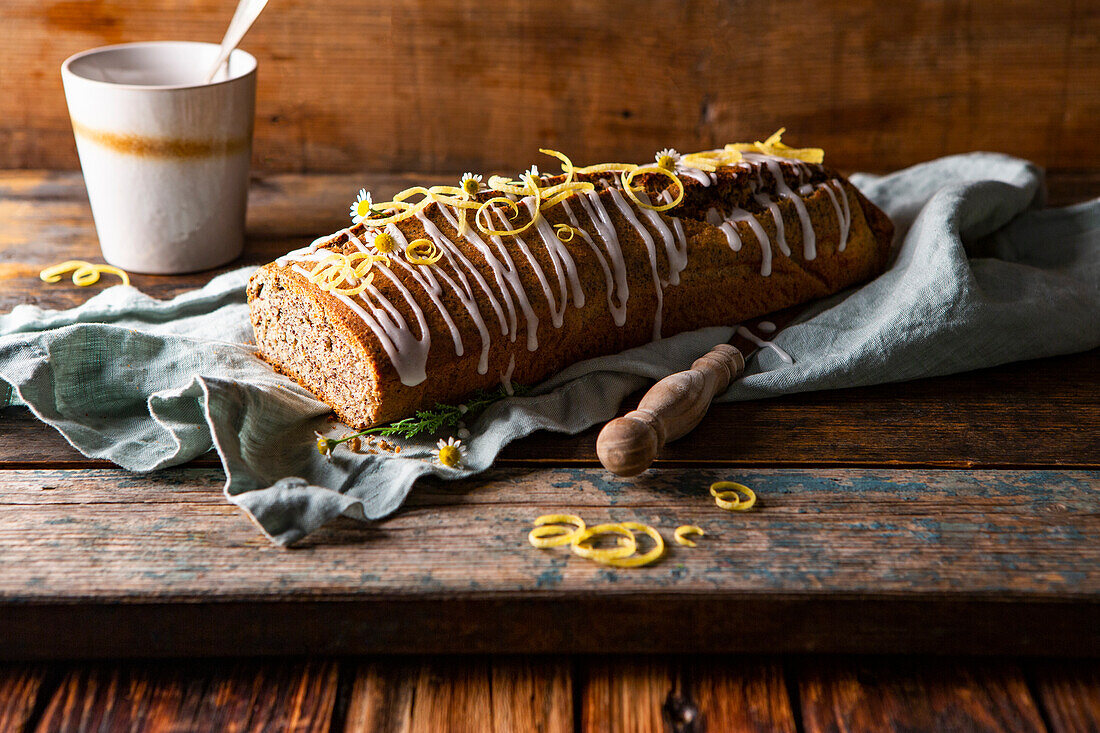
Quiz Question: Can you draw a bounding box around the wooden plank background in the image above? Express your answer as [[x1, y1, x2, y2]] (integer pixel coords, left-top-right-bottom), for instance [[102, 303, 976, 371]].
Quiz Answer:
[[4, 656, 1100, 731], [0, 0, 1097, 174]]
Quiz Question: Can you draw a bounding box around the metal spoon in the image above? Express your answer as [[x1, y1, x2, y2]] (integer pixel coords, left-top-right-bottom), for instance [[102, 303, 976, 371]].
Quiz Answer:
[[204, 0, 270, 84]]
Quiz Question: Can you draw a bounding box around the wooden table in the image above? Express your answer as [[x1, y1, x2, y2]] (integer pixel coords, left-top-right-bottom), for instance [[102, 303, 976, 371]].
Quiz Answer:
[[1, 170, 1098, 730]]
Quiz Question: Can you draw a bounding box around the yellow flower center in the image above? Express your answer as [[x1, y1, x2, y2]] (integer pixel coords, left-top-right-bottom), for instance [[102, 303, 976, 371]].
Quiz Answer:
[[438, 445, 462, 467], [462, 178, 480, 196], [657, 154, 677, 171], [373, 232, 398, 254], [356, 199, 373, 217]]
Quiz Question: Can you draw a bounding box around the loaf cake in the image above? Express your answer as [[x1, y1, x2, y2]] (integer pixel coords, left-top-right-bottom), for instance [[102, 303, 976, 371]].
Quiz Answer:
[[248, 131, 894, 428]]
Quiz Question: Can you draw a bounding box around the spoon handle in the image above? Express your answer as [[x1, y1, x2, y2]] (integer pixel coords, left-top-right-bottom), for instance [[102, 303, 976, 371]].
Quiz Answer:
[[204, 0, 270, 84]]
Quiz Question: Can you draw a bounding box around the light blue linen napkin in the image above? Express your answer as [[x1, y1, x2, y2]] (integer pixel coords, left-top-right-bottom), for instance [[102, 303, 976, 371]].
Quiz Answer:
[[2, 153, 1097, 545]]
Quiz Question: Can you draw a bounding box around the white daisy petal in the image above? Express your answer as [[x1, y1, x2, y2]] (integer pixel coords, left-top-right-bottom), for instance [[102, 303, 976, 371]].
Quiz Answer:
[[655, 148, 682, 167]]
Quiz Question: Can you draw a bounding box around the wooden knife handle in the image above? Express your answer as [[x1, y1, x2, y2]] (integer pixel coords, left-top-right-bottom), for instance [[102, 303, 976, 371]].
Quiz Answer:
[[596, 343, 745, 477]]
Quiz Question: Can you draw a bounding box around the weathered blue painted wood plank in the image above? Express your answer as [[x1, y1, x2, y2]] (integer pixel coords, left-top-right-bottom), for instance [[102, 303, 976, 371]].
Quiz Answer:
[[1, 466, 1095, 599], [0, 466, 1096, 656]]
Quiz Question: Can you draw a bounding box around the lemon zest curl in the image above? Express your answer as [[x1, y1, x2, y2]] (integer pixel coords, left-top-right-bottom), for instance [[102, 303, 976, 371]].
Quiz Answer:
[[709, 481, 757, 512], [404, 238, 443, 266], [571, 523, 639, 562], [673, 525, 705, 547], [528, 516, 668, 568], [621, 165, 685, 212], [725, 128, 824, 164], [528, 514, 587, 548], [40, 260, 130, 287], [306, 252, 381, 297], [347, 131, 819, 247], [553, 224, 579, 242]]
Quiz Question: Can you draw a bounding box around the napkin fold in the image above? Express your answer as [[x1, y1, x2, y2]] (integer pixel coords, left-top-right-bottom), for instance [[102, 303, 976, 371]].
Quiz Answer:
[[3, 153, 1097, 545]]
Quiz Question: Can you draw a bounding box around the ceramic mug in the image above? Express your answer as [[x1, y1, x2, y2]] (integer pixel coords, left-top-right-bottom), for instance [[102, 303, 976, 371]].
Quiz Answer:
[[61, 42, 257, 274]]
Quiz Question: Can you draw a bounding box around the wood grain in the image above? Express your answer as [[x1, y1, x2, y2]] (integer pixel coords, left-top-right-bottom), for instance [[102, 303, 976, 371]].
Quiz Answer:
[[797, 657, 1046, 733], [579, 657, 796, 732], [1, 0, 1098, 173], [0, 466, 1096, 656], [344, 658, 571, 733], [33, 659, 339, 732], [1028, 660, 1100, 733], [0, 665, 51, 732], [344, 660, 418, 733], [687, 658, 797, 733], [580, 658, 671, 733], [489, 658, 573, 733], [2, 466, 1097, 600]]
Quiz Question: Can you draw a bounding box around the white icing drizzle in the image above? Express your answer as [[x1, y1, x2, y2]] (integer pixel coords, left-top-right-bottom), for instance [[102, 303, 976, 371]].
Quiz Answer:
[[671, 217, 688, 257], [525, 197, 586, 309], [731, 206, 774, 275], [562, 198, 627, 326], [828, 180, 851, 251], [758, 320, 777, 333], [360, 227, 465, 360], [438, 206, 541, 351], [416, 211, 507, 335], [754, 193, 790, 260], [336, 226, 462, 358], [676, 166, 712, 187], [493, 207, 565, 329], [719, 221, 742, 251], [746, 153, 815, 260], [578, 190, 630, 321], [706, 207, 722, 226], [606, 186, 665, 340], [289, 257, 433, 386], [437, 206, 515, 342], [411, 212, 509, 374], [736, 325, 793, 364], [635, 192, 688, 286]]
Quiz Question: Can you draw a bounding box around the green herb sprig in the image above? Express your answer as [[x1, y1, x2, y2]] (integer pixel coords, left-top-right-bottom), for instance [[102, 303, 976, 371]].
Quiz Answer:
[[364, 383, 530, 439], [316, 384, 530, 455]]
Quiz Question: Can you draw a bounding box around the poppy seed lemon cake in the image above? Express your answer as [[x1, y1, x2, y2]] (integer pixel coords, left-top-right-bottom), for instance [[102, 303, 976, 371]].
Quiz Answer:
[[247, 132, 894, 429]]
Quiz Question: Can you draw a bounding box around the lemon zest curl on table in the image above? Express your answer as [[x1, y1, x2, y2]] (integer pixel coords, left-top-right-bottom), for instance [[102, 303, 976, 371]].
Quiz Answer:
[[40, 260, 130, 287]]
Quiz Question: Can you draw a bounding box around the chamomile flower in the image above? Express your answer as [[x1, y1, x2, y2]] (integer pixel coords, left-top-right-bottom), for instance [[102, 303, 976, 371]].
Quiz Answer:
[[524, 165, 540, 180], [350, 189, 373, 224], [370, 230, 399, 256], [315, 431, 335, 458], [655, 148, 681, 171], [436, 436, 466, 468], [460, 172, 483, 197]]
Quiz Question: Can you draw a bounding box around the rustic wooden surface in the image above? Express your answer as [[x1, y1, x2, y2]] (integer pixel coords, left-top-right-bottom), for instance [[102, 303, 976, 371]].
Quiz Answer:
[[1, 656, 1098, 731], [33, 659, 339, 732], [1, 169, 1099, 728], [2, 0, 1099, 174], [797, 658, 1048, 732], [1, 169, 1099, 660], [0, 465, 1097, 657], [1029, 659, 1100, 733]]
